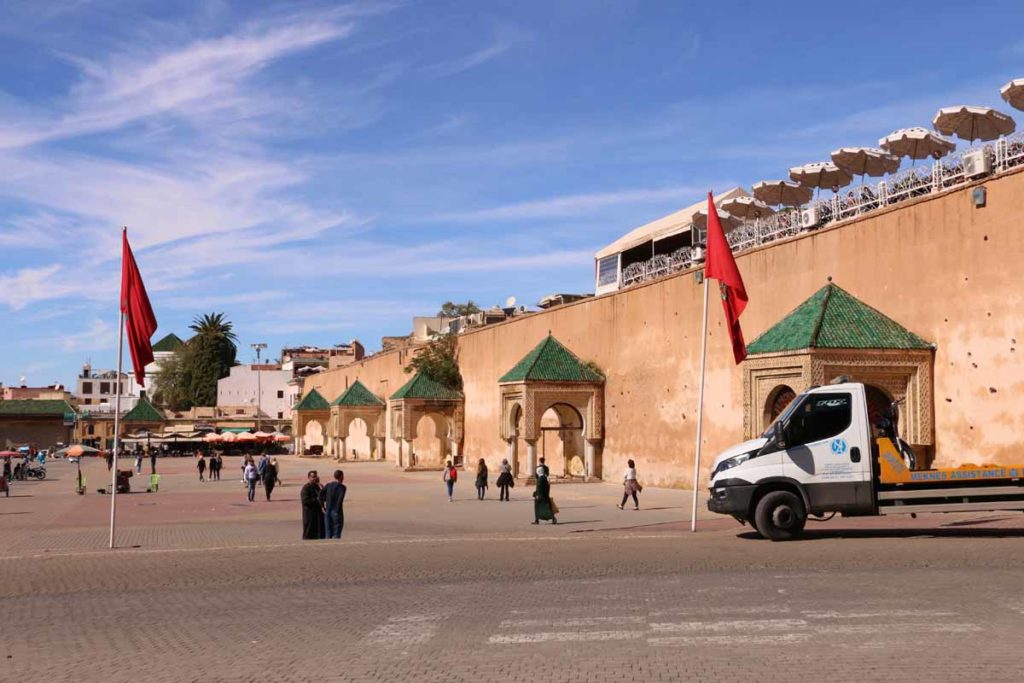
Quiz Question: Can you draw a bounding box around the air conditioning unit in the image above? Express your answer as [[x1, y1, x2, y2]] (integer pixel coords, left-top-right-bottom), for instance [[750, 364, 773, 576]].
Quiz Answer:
[[800, 206, 819, 229], [963, 149, 991, 177]]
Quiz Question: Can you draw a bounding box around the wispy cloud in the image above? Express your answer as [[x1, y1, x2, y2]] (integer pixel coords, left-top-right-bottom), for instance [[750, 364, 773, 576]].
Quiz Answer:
[[423, 26, 527, 78], [428, 185, 726, 223]]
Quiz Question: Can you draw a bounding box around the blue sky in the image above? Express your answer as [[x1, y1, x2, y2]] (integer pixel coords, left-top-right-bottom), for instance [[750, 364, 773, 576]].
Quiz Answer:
[[2, 0, 1023, 388]]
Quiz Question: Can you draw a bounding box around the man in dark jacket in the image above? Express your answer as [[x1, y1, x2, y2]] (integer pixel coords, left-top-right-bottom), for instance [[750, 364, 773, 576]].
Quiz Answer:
[[300, 470, 323, 540], [320, 469, 347, 539]]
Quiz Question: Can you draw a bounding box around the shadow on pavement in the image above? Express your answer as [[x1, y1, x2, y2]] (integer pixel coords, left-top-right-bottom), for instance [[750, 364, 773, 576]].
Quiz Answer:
[[737, 527, 1024, 541]]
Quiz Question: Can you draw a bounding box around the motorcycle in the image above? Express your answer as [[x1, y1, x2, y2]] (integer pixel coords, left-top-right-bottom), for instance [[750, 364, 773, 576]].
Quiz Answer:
[[876, 397, 916, 471], [16, 461, 47, 480]]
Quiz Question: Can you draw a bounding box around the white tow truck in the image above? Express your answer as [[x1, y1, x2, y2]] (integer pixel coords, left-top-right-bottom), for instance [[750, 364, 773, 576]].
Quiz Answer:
[[707, 380, 1024, 540]]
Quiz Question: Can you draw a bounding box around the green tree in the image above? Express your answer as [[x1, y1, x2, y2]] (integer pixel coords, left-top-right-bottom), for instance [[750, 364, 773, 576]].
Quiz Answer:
[[405, 333, 462, 390], [186, 313, 238, 407], [152, 350, 193, 411], [437, 300, 480, 318]]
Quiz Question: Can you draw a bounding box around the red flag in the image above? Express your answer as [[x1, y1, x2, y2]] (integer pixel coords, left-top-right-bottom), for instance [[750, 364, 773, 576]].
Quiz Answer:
[[703, 193, 748, 364], [120, 229, 158, 386]]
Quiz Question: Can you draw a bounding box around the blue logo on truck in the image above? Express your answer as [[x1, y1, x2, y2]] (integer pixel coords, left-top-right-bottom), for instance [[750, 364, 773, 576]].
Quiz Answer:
[[830, 438, 848, 456]]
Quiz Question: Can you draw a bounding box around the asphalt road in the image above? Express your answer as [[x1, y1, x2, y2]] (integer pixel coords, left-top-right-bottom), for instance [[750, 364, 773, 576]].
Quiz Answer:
[[3, 457, 1024, 682]]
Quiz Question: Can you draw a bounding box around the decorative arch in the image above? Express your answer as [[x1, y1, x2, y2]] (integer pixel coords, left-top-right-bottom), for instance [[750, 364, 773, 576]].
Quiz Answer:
[[764, 384, 797, 425], [498, 334, 605, 481]]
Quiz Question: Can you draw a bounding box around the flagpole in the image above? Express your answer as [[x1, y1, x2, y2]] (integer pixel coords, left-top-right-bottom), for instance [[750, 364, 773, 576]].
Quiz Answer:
[[110, 311, 125, 548], [690, 273, 710, 532]]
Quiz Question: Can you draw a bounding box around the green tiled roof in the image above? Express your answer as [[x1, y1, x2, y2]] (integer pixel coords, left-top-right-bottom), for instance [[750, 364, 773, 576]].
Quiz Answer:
[[390, 373, 463, 401], [332, 380, 384, 407], [151, 333, 185, 353], [123, 398, 164, 422], [499, 334, 604, 383], [294, 388, 330, 411], [747, 283, 932, 355], [0, 399, 75, 417]]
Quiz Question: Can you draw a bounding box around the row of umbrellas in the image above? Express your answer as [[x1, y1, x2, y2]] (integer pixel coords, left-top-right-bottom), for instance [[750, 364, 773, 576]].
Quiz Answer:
[[204, 431, 290, 444], [726, 78, 1024, 213]]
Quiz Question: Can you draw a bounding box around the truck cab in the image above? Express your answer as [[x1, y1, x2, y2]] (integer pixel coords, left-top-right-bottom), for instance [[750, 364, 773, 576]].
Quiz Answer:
[[708, 382, 875, 539]]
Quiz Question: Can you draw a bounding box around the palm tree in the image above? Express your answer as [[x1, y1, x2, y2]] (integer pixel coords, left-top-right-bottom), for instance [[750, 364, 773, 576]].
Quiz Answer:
[[186, 313, 238, 406]]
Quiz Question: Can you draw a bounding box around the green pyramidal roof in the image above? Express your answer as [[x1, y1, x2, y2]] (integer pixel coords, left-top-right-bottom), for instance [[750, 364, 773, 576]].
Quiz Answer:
[[390, 373, 463, 401], [151, 333, 185, 353], [332, 380, 385, 407], [499, 334, 604, 383], [123, 397, 163, 422], [294, 388, 330, 411], [747, 283, 932, 355]]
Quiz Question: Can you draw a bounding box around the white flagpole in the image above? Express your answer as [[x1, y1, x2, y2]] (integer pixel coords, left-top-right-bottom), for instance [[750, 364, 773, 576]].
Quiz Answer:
[[690, 273, 710, 532], [109, 310, 125, 549]]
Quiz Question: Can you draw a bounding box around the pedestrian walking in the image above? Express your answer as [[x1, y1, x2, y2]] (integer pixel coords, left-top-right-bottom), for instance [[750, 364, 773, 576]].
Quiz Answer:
[[320, 469, 347, 539], [475, 458, 488, 500], [244, 458, 258, 502], [105, 450, 114, 471], [197, 454, 207, 482], [496, 458, 514, 501], [617, 459, 641, 511], [212, 453, 222, 481], [257, 453, 269, 482], [263, 457, 278, 501], [443, 460, 458, 502], [532, 469, 557, 525], [134, 452, 143, 474], [300, 470, 324, 540], [537, 456, 549, 478], [271, 457, 281, 485], [149, 447, 157, 474]]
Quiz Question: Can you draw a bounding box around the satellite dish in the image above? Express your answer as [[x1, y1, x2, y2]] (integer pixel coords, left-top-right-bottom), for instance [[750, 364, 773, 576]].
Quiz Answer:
[[505, 296, 517, 308]]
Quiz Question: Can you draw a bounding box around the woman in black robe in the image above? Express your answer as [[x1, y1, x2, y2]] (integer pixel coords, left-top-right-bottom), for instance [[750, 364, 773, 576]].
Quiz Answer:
[[532, 471, 557, 524], [300, 470, 323, 539]]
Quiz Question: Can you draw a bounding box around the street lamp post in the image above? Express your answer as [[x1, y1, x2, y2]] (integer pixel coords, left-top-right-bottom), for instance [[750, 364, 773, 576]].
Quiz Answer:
[[251, 343, 267, 433]]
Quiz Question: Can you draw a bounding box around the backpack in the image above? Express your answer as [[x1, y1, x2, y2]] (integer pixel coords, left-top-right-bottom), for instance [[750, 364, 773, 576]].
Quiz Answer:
[[448, 467, 457, 483]]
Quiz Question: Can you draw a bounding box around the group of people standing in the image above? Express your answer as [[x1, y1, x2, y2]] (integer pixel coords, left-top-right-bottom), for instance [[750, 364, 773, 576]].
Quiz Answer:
[[195, 453, 223, 482], [299, 469, 347, 539], [447, 456, 644, 524]]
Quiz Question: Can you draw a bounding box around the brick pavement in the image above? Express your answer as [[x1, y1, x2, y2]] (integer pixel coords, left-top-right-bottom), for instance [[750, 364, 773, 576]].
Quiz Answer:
[[3, 455, 1024, 681]]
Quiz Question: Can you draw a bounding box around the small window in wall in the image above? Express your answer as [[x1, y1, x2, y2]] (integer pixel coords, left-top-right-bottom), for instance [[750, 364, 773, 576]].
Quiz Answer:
[[277, 390, 284, 399], [597, 255, 618, 287], [87, 425, 95, 435], [82, 382, 93, 394], [100, 382, 110, 394], [277, 412, 284, 419]]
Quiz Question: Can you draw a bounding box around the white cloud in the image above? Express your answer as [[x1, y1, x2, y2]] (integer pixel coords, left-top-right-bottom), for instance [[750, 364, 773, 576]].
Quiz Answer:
[[58, 318, 117, 353], [423, 26, 527, 78], [429, 185, 722, 223]]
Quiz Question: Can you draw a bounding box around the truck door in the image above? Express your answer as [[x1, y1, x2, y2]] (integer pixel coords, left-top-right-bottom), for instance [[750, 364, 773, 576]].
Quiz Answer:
[[781, 389, 873, 514]]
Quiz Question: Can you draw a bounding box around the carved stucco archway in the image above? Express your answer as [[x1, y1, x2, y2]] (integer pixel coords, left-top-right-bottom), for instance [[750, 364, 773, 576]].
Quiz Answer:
[[329, 405, 386, 461], [389, 397, 463, 470], [499, 383, 604, 480]]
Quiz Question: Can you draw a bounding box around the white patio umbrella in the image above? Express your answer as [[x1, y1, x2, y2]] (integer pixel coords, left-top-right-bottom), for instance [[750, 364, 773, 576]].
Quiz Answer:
[[789, 161, 853, 193], [721, 195, 776, 218], [830, 147, 900, 178], [932, 105, 1015, 142], [690, 207, 741, 234], [752, 179, 812, 207], [879, 127, 956, 161], [1000, 78, 1024, 112]]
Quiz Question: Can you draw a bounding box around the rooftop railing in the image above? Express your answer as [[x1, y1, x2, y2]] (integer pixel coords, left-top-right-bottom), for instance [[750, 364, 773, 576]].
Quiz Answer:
[[618, 131, 1024, 289]]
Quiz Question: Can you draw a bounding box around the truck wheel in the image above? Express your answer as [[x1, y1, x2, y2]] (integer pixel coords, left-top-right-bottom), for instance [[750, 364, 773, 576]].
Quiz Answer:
[[754, 490, 806, 541]]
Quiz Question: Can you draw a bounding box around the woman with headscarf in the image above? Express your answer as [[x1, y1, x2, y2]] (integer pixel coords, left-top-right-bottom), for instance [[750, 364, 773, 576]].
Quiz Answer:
[[263, 457, 278, 501], [496, 458, 514, 501], [532, 469, 557, 525]]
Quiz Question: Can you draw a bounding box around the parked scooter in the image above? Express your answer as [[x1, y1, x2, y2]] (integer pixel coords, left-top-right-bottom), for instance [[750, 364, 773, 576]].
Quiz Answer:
[[15, 461, 47, 480]]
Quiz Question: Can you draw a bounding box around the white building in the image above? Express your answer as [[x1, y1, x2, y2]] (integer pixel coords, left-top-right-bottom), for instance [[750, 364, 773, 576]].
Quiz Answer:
[[75, 363, 142, 411], [216, 364, 291, 421]]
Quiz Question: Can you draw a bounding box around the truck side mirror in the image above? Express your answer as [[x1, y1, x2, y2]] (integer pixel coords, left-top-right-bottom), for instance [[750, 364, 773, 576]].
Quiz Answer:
[[773, 423, 786, 450]]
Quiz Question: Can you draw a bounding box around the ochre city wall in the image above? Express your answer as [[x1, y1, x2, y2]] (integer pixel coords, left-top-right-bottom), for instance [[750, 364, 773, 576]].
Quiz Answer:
[[307, 168, 1024, 488]]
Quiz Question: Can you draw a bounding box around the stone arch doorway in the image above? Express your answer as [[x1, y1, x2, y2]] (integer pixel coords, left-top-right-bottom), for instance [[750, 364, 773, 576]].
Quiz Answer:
[[411, 413, 449, 467], [304, 420, 324, 453], [540, 403, 585, 479], [347, 417, 370, 459], [764, 385, 797, 425]]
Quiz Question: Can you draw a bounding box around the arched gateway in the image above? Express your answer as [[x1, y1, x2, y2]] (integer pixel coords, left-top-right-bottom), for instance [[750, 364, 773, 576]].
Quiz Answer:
[[328, 380, 386, 461], [742, 282, 935, 466], [498, 334, 604, 481], [388, 372, 464, 470]]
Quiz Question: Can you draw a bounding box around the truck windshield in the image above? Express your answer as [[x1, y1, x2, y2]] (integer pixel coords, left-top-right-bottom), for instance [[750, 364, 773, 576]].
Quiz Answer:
[[760, 392, 806, 438]]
